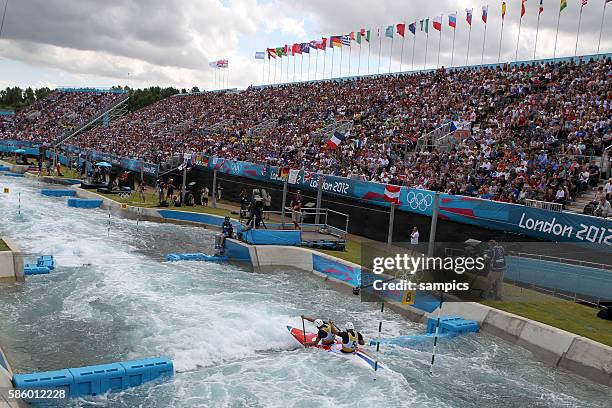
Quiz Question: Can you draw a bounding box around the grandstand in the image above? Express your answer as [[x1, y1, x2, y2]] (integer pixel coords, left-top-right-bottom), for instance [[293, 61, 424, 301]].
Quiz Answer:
[[1, 57, 610, 216]]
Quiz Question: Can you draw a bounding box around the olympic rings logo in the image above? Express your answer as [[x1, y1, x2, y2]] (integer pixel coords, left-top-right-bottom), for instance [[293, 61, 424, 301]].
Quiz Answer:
[[406, 191, 433, 211]]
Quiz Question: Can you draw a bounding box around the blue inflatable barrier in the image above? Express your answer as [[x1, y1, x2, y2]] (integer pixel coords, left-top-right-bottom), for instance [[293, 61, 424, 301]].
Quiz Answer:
[[13, 357, 173, 399], [242, 229, 301, 245], [23, 265, 51, 275], [70, 363, 127, 397], [426, 316, 479, 335], [67, 198, 103, 209], [37, 255, 55, 270], [13, 369, 74, 399], [41, 189, 76, 197], [0, 165, 10, 171], [121, 358, 173, 387], [166, 252, 228, 262], [3, 172, 24, 177]]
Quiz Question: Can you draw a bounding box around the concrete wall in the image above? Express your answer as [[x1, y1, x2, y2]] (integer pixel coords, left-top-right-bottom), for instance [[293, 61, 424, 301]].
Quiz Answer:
[[0, 238, 24, 281], [427, 302, 612, 386], [0, 344, 22, 407]]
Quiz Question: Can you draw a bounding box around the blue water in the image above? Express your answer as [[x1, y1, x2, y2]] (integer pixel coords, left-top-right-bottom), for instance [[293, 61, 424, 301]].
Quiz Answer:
[[0, 177, 610, 407]]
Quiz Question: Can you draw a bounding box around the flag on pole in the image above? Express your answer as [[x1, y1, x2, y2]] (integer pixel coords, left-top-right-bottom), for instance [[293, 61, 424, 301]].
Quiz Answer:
[[539, 0, 544, 14], [581, 0, 588, 6], [292, 43, 302, 55], [448, 13, 457, 28], [482, 5, 489, 22], [341, 35, 351, 46], [326, 131, 347, 149], [521, 0, 527, 17], [331, 36, 342, 47], [217, 60, 228, 68], [384, 185, 401, 204], [309, 40, 318, 49], [300, 43, 310, 53], [502, 1, 507, 19], [208, 62, 217, 68], [350, 32, 356, 41], [267, 48, 277, 58], [365, 29, 371, 42], [321, 37, 328, 49], [255, 51, 265, 59], [397, 23, 406, 37], [385, 25, 394, 38], [466, 9, 473, 25], [560, 0, 567, 11], [408, 22, 416, 35], [433, 16, 442, 31], [420, 18, 429, 32]]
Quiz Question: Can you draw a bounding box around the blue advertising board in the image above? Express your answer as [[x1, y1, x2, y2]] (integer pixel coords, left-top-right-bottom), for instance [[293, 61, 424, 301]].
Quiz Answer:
[[200, 156, 611, 249]]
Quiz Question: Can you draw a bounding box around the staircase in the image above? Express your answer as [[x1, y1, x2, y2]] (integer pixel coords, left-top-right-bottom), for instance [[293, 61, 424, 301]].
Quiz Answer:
[[51, 94, 129, 147]]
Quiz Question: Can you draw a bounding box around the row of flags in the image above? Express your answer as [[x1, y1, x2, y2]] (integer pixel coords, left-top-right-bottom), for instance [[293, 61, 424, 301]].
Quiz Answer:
[[208, 59, 229, 68], [258, 0, 606, 60]]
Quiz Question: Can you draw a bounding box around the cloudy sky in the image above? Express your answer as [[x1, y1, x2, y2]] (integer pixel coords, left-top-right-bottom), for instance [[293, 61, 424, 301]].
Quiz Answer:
[[0, 0, 610, 90]]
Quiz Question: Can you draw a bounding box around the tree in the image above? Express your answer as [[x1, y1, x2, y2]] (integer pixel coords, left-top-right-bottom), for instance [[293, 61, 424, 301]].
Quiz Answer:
[[191, 86, 200, 93]]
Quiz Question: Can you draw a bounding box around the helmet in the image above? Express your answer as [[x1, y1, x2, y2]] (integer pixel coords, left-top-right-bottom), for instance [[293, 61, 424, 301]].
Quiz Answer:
[[224, 216, 230, 221], [345, 322, 354, 331], [314, 319, 324, 328]]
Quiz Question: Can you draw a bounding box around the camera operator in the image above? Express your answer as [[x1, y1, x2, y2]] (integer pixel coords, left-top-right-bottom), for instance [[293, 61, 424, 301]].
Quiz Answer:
[[245, 189, 265, 229]]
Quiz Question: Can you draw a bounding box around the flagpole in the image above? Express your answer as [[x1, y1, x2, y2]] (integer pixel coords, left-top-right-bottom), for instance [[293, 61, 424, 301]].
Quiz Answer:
[[389, 30, 394, 73], [315, 49, 319, 80], [331, 46, 335, 78], [378, 27, 383, 75], [286, 53, 290, 83], [515, 12, 523, 62], [534, 10, 542, 60], [597, 0, 608, 55], [348, 40, 352, 77], [466, 16, 472, 66], [307, 51, 311, 81], [498, 16, 505, 62], [400, 23, 406, 72], [437, 16, 442, 68], [300, 53, 304, 82], [482, 7, 488, 64], [575, 4, 585, 57], [267, 57, 271, 85], [358, 38, 362, 75], [262, 57, 265, 85], [411, 29, 416, 71], [293, 53, 296, 82], [553, 5, 562, 60], [450, 13, 457, 67], [425, 30, 429, 69], [323, 46, 327, 80], [340, 44, 344, 77], [367, 33, 372, 75]]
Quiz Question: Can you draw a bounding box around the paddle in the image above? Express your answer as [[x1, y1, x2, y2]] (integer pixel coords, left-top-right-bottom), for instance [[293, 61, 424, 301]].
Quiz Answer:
[[301, 315, 307, 348]]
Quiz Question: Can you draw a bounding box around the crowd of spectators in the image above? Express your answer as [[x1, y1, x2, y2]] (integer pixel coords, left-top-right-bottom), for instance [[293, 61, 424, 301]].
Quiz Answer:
[[1, 58, 610, 212], [0, 90, 124, 143]]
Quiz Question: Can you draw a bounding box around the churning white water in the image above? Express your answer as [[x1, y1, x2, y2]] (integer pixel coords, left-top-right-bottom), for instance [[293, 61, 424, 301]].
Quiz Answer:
[[0, 177, 610, 408]]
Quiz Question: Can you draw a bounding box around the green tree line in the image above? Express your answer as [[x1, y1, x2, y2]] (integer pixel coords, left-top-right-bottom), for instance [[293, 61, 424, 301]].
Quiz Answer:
[[0, 86, 54, 111]]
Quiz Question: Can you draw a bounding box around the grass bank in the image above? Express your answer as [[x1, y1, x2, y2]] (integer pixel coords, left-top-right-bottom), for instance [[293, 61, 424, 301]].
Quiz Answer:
[[0, 239, 9, 252]]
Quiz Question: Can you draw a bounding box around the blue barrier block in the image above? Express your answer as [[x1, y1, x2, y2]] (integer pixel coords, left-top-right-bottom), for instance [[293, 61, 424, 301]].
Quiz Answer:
[[67, 198, 103, 209], [37, 255, 55, 270], [426, 316, 463, 334], [3, 172, 24, 177], [0, 165, 10, 171], [69, 363, 127, 396], [24, 265, 51, 275], [441, 319, 480, 334], [41, 189, 76, 197], [120, 358, 173, 387], [166, 253, 228, 262], [13, 369, 74, 398]]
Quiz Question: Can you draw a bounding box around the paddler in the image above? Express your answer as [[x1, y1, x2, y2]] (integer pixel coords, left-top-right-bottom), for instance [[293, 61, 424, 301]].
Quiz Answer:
[[335, 322, 365, 354], [301, 315, 336, 347]]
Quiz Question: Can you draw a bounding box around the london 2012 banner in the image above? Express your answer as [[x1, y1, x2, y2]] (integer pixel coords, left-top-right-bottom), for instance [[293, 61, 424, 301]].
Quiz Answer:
[[200, 156, 612, 249]]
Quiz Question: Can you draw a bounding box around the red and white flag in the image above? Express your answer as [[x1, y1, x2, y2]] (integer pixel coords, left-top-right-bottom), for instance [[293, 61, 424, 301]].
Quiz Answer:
[[384, 185, 401, 204]]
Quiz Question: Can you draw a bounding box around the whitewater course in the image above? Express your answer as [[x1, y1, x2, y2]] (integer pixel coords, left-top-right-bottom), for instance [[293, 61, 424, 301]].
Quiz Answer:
[[0, 176, 610, 407]]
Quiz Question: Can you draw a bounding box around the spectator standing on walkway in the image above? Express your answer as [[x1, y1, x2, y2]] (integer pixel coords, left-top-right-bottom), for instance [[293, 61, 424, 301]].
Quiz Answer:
[[483, 240, 506, 300], [410, 227, 419, 252]]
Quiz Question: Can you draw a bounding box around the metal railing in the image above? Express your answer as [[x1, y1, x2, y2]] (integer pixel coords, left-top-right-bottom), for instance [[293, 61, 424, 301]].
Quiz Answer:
[[262, 206, 349, 240], [415, 122, 451, 151], [524, 199, 564, 212], [310, 120, 353, 142]]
